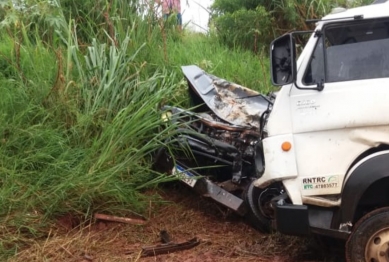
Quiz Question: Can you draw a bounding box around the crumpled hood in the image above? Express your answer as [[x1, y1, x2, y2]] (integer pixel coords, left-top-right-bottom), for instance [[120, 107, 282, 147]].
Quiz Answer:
[[182, 65, 271, 129]]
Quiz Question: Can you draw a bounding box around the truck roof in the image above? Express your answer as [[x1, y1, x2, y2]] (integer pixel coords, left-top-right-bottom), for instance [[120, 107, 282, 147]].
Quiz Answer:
[[322, 0, 389, 21]]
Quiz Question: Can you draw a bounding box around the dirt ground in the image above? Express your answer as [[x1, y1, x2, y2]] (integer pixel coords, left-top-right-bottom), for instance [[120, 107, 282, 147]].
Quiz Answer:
[[11, 183, 346, 262]]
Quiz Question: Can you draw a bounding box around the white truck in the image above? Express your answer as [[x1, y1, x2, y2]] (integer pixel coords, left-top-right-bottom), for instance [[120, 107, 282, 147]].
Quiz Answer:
[[156, 1, 389, 261]]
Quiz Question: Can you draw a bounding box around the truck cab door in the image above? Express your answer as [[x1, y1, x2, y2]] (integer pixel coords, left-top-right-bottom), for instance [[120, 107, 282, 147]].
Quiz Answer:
[[288, 19, 389, 196]]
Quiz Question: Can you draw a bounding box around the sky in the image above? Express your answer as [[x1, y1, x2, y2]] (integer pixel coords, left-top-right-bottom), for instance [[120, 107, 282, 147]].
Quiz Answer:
[[141, 0, 213, 33], [181, 0, 213, 33]]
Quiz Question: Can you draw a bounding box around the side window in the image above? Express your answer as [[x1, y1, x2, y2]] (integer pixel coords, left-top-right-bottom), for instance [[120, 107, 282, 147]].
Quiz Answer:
[[303, 39, 325, 85], [325, 21, 389, 82], [303, 18, 389, 85]]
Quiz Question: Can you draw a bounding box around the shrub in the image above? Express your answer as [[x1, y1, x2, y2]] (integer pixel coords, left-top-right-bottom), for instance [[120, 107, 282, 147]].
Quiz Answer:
[[211, 0, 374, 51], [213, 6, 271, 52]]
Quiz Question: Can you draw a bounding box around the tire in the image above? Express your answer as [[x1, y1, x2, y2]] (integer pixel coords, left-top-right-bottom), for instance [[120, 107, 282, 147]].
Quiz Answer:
[[346, 207, 389, 262], [243, 182, 280, 233]]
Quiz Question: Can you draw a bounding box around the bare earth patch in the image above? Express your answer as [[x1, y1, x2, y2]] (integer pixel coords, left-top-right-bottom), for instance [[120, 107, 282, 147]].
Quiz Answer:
[[10, 184, 345, 262]]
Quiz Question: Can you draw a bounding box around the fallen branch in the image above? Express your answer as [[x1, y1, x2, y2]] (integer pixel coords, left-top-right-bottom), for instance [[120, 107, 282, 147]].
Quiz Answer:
[[94, 213, 147, 225], [141, 237, 200, 257]]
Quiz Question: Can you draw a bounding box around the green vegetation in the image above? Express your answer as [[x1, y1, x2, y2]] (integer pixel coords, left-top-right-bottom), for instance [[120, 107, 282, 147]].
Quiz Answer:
[[0, 0, 267, 259], [211, 0, 372, 51], [0, 0, 373, 259]]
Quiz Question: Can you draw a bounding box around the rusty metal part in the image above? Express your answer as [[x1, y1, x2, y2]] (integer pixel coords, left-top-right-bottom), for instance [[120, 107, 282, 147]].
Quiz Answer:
[[240, 129, 261, 139], [217, 180, 243, 192], [140, 237, 200, 257], [199, 115, 252, 132]]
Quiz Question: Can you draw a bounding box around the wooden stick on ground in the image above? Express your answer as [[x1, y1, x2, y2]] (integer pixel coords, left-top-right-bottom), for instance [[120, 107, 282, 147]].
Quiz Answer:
[[94, 213, 147, 225]]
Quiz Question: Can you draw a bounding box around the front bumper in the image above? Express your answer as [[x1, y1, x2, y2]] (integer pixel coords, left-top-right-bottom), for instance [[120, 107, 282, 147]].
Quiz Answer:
[[275, 202, 310, 235], [274, 201, 351, 240]]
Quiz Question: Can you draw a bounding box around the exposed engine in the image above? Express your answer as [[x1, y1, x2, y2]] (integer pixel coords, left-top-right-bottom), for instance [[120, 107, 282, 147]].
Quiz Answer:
[[161, 65, 275, 188], [191, 112, 261, 156], [154, 65, 279, 225]]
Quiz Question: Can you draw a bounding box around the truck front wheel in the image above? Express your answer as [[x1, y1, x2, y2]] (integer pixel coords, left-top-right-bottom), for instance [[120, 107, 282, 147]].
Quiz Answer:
[[243, 182, 282, 233], [346, 208, 389, 262]]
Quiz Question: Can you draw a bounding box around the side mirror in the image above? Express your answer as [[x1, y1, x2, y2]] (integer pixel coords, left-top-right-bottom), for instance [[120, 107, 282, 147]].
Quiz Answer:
[[270, 34, 297, 86]]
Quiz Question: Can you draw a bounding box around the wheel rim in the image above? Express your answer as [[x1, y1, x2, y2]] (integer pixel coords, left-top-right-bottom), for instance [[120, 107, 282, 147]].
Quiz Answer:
[[365, 227, 389, 262], [257, 188, 280, 219]]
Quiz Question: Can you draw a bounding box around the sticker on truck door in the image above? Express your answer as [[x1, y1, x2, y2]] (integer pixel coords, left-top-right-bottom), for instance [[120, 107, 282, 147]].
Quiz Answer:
[[301, 175, 341, 195]]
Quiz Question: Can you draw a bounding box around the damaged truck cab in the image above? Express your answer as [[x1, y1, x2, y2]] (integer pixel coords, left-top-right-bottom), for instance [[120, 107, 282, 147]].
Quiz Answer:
[[261, 1, 389, 260]]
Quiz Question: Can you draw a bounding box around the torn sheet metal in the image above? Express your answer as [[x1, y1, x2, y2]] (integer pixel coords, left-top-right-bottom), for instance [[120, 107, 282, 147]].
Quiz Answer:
[[182, 65, 270, 129]]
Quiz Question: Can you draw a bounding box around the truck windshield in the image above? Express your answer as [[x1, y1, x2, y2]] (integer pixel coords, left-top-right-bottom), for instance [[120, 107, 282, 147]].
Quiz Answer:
[[303, 18, 389, 85]]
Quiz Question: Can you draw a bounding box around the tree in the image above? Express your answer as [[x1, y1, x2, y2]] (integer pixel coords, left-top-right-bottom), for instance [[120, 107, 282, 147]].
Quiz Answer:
[[211, 0, 272, 52], [210, 0, 373, 52]]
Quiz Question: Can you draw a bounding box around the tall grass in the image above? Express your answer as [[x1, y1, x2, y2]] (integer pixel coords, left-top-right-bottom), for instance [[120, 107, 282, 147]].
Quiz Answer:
[[0, 14, 171, 261], [0, 0, 271, 259]]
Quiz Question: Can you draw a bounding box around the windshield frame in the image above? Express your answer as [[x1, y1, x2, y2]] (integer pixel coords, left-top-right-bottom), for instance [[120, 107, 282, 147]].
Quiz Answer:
[[301, 17, 389, 86]]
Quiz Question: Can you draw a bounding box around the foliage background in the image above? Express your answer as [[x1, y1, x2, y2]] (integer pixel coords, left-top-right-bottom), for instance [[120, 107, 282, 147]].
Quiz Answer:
[[210, 0, 372, 51]]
